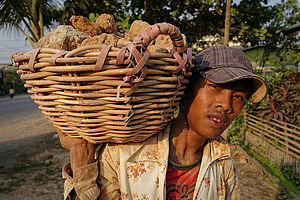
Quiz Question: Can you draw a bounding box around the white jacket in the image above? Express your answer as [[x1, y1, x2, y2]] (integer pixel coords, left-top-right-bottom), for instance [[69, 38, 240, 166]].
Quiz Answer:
[[63, 125, 240, 200]]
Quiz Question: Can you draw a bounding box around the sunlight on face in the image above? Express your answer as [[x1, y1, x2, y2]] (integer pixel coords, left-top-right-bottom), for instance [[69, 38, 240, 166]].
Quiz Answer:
[[186, 78, 250, 139]]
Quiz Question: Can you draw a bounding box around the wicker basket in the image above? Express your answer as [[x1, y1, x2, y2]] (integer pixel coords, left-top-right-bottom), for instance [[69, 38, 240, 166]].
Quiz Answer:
[[12, 22, 193, 144]]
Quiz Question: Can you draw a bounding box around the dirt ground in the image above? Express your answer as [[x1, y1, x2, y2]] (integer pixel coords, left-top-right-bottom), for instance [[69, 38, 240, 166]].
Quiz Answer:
[[0, 132, 68, 200], [0, 125, 296, 199]]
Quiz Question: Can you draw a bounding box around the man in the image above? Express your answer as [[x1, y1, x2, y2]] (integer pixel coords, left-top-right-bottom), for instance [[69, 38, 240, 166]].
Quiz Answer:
[[9, 88, 14, 99], [58, 46, 267, 200]]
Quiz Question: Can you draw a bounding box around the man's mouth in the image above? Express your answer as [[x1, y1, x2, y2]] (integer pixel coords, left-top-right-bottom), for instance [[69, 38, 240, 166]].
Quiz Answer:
[[208, 115, 227, 125]]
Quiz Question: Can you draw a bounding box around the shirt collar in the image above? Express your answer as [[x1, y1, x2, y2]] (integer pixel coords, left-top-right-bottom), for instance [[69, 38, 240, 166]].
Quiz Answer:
[[127, 125, 231, 167], [204, 136, 231, 163]]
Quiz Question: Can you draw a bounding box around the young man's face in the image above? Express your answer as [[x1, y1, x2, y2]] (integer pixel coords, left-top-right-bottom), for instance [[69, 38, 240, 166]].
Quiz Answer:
[[185, 78, 249, 139]]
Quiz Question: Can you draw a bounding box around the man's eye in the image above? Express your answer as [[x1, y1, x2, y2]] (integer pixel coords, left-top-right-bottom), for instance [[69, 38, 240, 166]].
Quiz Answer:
[[208, 84, 219, 89], [234, 94, 245, 103]]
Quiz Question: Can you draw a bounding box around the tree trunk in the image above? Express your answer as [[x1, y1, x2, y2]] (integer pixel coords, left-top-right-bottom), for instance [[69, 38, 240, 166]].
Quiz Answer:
[[224, 0, 232, 46], [31, 0, 41, 42]]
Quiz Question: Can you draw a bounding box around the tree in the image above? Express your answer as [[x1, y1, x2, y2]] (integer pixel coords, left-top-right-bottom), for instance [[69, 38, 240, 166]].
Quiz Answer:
[[261, 0, 300, 66], [2, 0, 294, 51], [129, 0, 225, 45], [57, 0, 226, 45], [224, 0, 232, 46], [121, 0, 282, 47], [230, 0, 278, 47], [58, 0, 90, 25], [0, 0, 59, 48]]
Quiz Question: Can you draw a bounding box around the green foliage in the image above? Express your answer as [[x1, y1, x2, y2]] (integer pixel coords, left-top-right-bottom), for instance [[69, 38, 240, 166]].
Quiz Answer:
[[0, 0, 59, 47], [242, 145, 300, 197], [245, 47, 300, 126], [228, 112, 244, 145], [131, 0, 225, 45], [271, 49, 300, 69], [32, 166, 61, 184], [281, 163, 300, 190], [174, 105, 180, 118], [0, 176, 26, 193], [88, 13, 99, 22], [237, 48, 300, 197], [228, 99, 258, 145], [261, 0, 299, 66], [249, 65, 299, 126], [1, 67, 25, 94], [2, 0, 297, 49], [58, 0, 90, 24], [56, 0, 285, 47], [230, 0, 278, 47]]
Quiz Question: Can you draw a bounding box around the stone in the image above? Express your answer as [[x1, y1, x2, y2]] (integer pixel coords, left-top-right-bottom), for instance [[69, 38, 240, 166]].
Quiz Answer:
[[95, 14, 117, 34], [155, 48, 170, 53], [80, 33, 119, 47], [37, 25, 90, 51], [154, 34, 187, 52], [128, 20, 151, 39], [124, 32, 131, 39], [43, 159, 52, 166], [147, 45, 169, 54], [70, 15, 102, 36], [147, 45, 156, 53], [117, 37, 132, 48]]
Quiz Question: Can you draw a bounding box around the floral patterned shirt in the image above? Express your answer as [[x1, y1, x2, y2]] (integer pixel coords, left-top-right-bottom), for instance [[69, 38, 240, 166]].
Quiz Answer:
[[62, 125, 240, 200]]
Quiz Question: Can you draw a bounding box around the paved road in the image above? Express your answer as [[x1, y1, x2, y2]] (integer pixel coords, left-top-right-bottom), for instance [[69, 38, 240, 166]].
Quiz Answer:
[[0, 95, 37, 120], [0, 95, 55, 142]]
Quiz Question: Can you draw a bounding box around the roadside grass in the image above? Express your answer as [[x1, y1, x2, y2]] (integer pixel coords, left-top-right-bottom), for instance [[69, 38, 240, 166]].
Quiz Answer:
[[40, 133, 58, 146], [0, 176, 26, 193], [0, 159, 62, 194], [0, 133, 63, 194], [0, 161, 43, 193], [32, 165, 61, 185], [242, 145, 300, 199]]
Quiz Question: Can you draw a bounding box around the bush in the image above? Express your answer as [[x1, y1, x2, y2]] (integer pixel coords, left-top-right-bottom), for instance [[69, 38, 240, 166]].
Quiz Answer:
[[1, 66, 26, 95], [228, 113, 244, 145]]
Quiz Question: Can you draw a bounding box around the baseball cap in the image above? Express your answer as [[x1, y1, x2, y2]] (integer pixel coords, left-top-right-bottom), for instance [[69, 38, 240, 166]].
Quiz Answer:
[[193, 45, 268, 103]]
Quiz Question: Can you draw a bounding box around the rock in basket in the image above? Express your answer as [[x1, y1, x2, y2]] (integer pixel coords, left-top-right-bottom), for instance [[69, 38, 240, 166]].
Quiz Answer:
[[12, 22, 193, 144]]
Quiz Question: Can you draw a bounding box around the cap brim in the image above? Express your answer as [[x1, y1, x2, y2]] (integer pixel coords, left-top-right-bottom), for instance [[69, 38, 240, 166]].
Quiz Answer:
[[200, 67, 268, 103]]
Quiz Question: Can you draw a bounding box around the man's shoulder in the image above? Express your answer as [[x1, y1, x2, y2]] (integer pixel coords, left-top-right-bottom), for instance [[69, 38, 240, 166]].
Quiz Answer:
[[99, 129, 170, 163], [103, 126, 170, 151], [99, 133, 160, 156]]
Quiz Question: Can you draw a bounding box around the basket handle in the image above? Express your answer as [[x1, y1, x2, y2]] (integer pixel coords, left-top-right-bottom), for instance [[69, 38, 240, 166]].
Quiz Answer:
[[132, 22, 185, 54], [116, 22, 192, 100], [28, 48, 41, 72], [121, 22, 191, 77]]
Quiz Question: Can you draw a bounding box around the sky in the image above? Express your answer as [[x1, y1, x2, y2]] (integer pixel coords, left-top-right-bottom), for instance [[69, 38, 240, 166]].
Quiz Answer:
[[0, 0, 288, 64], [0, 30, 33, 64]]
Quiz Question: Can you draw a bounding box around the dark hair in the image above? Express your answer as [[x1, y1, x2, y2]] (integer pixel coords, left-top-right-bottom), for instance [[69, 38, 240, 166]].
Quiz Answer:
[[185, 72, 204, 94]]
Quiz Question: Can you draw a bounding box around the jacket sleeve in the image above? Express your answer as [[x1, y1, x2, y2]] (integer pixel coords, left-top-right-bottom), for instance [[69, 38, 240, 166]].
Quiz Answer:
[[62, 162, 100, 200], [98, 145, 121, 200], [224, 158, 240, 200]]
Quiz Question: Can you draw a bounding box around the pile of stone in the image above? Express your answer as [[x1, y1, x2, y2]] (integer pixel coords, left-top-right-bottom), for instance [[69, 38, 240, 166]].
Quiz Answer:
[[37, 14, 186, 53]]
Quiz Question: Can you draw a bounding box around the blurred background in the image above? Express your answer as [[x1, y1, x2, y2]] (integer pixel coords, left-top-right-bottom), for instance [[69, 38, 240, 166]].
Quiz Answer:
[[0, 0, 299, 199]]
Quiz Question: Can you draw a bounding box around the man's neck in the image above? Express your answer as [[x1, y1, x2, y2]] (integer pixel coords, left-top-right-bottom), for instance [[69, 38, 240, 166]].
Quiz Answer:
[[169, 118, 208, 166]]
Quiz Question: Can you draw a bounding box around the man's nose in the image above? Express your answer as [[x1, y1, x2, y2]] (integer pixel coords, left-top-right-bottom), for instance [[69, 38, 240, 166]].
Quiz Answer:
[[215, 89, 233, 113]]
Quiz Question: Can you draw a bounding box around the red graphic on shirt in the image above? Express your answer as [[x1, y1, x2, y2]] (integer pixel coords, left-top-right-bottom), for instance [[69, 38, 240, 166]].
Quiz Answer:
[[166, 165, 201, 200]]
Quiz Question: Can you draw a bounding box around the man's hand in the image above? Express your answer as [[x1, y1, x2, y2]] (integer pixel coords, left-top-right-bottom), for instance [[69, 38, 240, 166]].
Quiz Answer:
[[56, 128, 97, 169]]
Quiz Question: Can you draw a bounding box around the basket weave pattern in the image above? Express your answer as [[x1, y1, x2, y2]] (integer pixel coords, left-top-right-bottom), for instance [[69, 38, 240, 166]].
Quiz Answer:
[[13, 23, 193, 144]]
